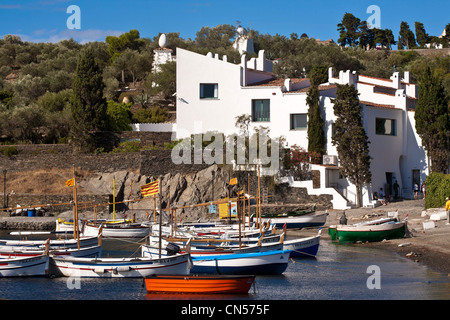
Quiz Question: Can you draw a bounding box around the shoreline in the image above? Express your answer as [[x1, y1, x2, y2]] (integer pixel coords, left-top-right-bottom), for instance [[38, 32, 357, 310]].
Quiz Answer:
[[317, 199, 450, 276], [1, 199, 449, 276]]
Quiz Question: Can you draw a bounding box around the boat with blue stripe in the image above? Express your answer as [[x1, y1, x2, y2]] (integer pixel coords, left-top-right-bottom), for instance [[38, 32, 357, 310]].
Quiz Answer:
[[190, 250, 291, 275]]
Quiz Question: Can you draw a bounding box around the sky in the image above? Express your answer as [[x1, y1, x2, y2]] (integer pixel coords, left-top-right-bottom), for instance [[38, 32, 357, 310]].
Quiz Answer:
[[0, 0, 448, 44]]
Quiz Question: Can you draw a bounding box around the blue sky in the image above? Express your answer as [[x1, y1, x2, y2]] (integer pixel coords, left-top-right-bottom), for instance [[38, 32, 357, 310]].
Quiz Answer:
[[0, 0, 448, 44]]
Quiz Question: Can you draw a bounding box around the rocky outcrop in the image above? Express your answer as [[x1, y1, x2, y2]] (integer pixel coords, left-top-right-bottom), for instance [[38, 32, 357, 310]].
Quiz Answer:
[[77, 164, 331, 221]]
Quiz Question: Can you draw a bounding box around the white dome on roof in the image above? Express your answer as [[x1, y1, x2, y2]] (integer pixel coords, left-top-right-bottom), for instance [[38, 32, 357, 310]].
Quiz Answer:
[[159, 33, 168, 48]]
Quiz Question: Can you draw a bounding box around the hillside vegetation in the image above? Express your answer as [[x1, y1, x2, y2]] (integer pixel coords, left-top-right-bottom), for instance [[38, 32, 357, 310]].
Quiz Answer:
[[0, 23, 449, 147]]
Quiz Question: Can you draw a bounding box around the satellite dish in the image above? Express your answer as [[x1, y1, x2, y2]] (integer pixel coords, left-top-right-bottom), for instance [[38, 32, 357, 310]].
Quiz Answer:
[[159, 33, 168, 48], [237, 26, 244, 34]]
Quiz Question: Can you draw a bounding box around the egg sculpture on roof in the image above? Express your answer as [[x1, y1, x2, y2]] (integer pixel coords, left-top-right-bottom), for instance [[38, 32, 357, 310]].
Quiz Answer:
[[159, 33, 168, 48]]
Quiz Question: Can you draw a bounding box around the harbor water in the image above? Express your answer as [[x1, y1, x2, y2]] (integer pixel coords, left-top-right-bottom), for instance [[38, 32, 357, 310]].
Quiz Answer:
[[0, 230, 449, 301]]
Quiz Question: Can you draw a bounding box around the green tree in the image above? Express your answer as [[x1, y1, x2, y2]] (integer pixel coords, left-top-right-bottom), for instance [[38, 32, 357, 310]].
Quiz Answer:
[[105, 29, 144, 61], [331, 84, 372, 207], [106, 100, 132, 131], [414, 67, 449, 173], [70, 49, 108, 152], [145, 61, 176, 101], [195, 24, 237, 50], [306, 65, 326, 156], [337, 13, 361, 48], [398, 21, 417, 49], [415, 22, 429, 48]]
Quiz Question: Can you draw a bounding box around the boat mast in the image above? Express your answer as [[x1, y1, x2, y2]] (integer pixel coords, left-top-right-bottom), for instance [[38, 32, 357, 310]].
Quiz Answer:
[[158, 175, 162, 259], [73, 166, 80, 250]]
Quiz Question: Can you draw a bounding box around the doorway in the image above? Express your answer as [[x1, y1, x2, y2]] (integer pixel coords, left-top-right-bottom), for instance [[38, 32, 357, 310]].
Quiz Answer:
[[385, 172, 393, 198]]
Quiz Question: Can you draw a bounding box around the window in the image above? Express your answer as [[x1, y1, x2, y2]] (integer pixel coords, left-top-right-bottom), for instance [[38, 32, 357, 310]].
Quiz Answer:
[[200, 83, 218, 99], [252, 99, 270, 122], [290, 114, 307, 130], [376, 118, 396, 136]]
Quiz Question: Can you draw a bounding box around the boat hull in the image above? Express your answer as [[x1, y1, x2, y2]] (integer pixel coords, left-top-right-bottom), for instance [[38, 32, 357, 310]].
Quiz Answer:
[[264, 213, 327, 229], [82, 224, 150, 238], [49, 253, 191, 278], [0, 245, 102, 259], [0, 236, 100, 250], [329, 222, 406, 242], [142, 242, 284, 258], [0, 254, 49, 277], [283, 235, 320, 257], [145, 274, 255, 294], [190, 250, 291, 275]]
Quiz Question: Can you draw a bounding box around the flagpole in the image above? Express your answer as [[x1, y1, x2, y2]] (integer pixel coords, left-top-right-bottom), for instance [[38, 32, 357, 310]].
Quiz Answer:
[[113, 176, 116, 221]]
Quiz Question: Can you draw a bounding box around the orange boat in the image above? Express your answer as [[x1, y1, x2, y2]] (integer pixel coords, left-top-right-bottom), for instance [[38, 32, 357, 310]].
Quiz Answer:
[[144, 274, 255, 294]]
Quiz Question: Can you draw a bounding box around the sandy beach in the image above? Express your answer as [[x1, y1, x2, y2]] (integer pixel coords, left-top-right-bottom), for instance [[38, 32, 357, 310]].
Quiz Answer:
[[311, 198, 450, 276]]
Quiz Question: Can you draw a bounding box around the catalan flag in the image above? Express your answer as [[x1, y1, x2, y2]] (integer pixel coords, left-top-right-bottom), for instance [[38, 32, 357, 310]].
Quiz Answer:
[[65, 178, 75, 187], [141, 180, 159, 197], [229, 177, 237, 185]]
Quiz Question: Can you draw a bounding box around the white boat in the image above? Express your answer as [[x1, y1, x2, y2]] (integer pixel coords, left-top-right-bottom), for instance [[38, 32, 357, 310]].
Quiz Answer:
[[0, 235, 101, 250], [81, 223, 150, 238], [0, 245, 102, 259], [142, 237, 284, 258], [0, 254, 49, 277], [49, 252, 191, 278], [190, 250, 291, 275], [283, 234, 321, 257], [263, 212, 328, 229]]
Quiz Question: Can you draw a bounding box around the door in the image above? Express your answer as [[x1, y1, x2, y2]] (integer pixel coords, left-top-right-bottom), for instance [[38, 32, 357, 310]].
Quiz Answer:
[[412, 169, 420, 193], [385, 172, 393, 198]]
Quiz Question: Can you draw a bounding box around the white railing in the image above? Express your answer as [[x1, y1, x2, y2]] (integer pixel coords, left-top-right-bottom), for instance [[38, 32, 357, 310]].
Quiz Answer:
[[131, 123, 176, 132]]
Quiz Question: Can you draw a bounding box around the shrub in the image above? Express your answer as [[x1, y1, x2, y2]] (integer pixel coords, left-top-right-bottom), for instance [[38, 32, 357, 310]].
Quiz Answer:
[[424, 172, 450, 209], [2, 146, 19, 157], [110, 140, 141, 153]]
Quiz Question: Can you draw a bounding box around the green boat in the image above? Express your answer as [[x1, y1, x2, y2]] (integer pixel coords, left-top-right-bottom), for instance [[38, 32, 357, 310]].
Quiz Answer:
[[328, 217, 406, 243]]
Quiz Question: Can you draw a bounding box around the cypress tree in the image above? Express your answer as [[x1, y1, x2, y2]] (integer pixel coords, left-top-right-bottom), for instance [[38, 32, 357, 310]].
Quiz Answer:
[[415, 67, 449, 173], [306, 66, 327, 159], [306, 88, 325, 158], [331, 84, 372, 207], [71, 49, 108, 152]]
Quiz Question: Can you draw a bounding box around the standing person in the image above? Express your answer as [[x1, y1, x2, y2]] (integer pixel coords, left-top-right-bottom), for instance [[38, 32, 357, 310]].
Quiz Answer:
[[413, 183, 419, 200], [393, 180, 399, 199], [421, 182, 426, 199], [446, 197, 450, 225]]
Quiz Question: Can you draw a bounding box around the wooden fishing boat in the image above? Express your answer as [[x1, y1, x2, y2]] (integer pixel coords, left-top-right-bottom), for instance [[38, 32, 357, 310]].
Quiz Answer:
[[261, 205, 316, 219], [0, 254, 49, 277], [190, 250, 291, 275], [0, 234, 101, 250], [263, 212, 328, 229], [328, 218, 406, 242], [81, 222, 150, 238], [283, 234, 321, 258], [0, 245, 102, 259], [49, 252, 191, 278], [142, 238, 284, 258], [144, 274, 255, 294]]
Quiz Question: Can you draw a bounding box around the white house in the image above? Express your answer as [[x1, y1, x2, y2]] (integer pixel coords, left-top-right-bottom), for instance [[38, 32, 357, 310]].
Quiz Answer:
[[175, 47, 429, 208]]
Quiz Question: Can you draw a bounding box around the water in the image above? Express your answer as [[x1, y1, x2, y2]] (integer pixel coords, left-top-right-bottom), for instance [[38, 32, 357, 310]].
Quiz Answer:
[[0, 231, 449, 301]]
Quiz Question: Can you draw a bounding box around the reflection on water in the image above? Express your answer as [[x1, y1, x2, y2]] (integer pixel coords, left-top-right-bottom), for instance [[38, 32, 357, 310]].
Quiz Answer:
[[0, 231, 449, 300]]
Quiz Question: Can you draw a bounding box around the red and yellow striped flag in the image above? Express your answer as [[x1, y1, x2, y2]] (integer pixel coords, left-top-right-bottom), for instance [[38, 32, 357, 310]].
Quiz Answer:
[[65, 178, 75, 187], [141, 180, 159, 197]]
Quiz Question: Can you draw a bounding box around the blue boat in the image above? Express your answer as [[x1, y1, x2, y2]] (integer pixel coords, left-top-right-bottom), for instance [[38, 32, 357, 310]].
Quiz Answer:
[[283, 234, 321, 258], [190, 250, 291, 275]]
